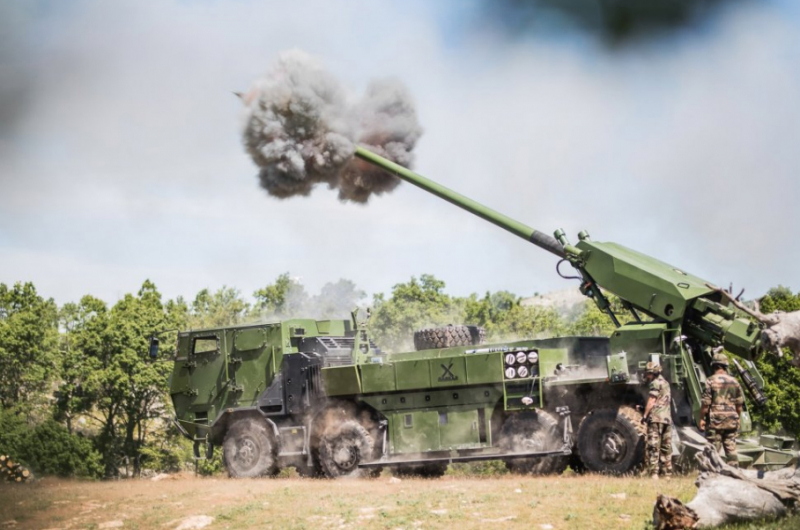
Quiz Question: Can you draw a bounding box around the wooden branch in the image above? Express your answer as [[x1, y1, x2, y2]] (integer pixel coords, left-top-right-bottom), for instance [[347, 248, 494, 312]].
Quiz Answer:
[[706, 283, 772, 324]]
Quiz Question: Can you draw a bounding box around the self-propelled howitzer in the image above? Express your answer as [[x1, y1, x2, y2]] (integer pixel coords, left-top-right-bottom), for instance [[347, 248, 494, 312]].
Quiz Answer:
[[164, 147, 795, 479]]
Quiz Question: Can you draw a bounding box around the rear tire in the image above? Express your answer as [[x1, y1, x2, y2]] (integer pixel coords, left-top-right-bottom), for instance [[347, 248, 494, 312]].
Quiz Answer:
[[500, 410, 568, 476], [319, 420, 380, 478], [222, 417, 278, 478], [576, 406, 645, 475]]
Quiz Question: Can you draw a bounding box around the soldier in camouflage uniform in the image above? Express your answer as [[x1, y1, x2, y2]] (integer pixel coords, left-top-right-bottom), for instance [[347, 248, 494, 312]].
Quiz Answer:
[[643, 361, 672, 479], [700, 352, 744, 467]]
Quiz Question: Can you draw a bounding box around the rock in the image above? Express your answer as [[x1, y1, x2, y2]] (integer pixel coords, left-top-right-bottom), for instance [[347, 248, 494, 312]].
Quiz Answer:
[[430, 509, 447, 516], [610, 493, 627, 499], [514, 488, 522, 494], [150, 473, 171, 482], [175, 515, 214, 530], [539, 525, 554, 530], [388, 477, 402, 484], [98, 522, 123, 529]]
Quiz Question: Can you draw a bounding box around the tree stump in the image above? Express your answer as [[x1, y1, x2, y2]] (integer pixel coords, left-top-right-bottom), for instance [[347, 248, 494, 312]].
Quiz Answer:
[[653, 446, 800, 528]]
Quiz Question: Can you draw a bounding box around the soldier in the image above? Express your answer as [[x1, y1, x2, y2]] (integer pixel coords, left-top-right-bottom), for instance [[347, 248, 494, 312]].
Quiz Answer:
[[700, 352, 744, 467], [642, 361, 672, 479]]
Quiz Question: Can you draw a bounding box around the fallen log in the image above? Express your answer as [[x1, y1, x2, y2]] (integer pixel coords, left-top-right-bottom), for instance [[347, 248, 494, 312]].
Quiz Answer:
[[653, 446, 800, 529]]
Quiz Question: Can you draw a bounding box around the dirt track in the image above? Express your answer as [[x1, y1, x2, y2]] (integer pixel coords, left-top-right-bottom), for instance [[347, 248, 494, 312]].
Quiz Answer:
[[1, 473, 797, 530]]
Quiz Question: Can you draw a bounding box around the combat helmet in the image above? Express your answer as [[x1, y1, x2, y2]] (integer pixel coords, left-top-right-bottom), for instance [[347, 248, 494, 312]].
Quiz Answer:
[[711, 352, 729, 367], [645, 361, 662, 374]]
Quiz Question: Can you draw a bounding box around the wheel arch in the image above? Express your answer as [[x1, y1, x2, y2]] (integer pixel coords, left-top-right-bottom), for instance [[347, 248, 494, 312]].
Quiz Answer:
[[210, 407, 279, 446]]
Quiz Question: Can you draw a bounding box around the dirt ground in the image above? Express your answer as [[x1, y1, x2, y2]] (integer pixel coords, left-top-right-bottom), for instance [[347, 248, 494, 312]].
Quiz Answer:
[[0, 473, 797, 530]]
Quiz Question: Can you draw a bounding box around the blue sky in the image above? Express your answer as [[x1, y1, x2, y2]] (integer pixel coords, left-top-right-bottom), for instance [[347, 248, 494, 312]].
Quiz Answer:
[[1, 0, 799, 306]]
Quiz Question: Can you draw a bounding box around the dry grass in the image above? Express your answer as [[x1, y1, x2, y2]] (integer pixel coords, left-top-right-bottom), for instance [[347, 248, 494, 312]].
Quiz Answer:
[[0, 473, 797, 530]]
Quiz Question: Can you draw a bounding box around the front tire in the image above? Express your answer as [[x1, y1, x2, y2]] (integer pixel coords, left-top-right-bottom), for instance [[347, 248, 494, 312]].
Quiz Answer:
[[222, 417, 278, 478], [576, 406, 645, 475]]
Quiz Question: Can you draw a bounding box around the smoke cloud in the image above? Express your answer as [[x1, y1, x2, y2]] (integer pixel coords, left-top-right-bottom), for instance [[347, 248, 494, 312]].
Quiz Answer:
[[241, 50, 422, 203]]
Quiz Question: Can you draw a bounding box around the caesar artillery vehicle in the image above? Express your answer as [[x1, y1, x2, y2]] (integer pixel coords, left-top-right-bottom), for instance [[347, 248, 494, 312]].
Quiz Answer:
[[160, 147, 796, 478]]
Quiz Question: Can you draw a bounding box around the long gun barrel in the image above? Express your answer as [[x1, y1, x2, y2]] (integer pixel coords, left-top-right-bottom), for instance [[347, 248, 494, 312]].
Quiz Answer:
[[354, 146, 566, 258]]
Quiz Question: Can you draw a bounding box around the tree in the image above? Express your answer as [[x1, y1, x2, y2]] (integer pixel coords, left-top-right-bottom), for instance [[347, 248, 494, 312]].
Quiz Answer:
[[252, 273, 309, 318], [190, 286, 249, 328], [751, 286, 800, 437], [464, 291, 567, 341], [0, 282, 58, 413], [62, 281, 186, 476], [54, 299, 104, 434], [370, 275, 465, 351]]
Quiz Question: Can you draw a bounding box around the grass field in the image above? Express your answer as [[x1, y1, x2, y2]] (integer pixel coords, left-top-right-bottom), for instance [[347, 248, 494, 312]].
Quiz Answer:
[[1, 472, 798, 530]]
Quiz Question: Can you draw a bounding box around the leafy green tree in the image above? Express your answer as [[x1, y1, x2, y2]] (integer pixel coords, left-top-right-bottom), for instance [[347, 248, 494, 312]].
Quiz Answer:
[[568, 300, 617, 337], [493, 304, 568, 339], [0, 282, 58, 413], [252, 273, 309, 318], [370, 275, 465, 351], [63, 281, 185, 476], [55, 300, 101, 433], [190, 286, 249, 328], [751, 286, 800, 437], [464, 291, 567, 340]]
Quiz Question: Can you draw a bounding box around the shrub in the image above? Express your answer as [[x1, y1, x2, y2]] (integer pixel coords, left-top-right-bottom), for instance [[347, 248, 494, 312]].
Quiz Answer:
[[0, 410, 102, 478]]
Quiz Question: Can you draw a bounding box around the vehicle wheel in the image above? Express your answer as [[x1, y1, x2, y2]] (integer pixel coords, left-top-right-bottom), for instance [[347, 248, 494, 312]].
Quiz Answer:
[[319, 420, 379, 478], [413, 325, 485, 351], [222, 417, 278, 478], [500, 410, 568, 475], [576, 406, 645, 475], [392, 463, 448, 478]]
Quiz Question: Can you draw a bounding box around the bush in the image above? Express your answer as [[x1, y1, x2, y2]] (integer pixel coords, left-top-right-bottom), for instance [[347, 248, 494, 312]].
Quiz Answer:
[[21, 420, 103, 478], [0, 408, 27, 458], [139, 432, 194, 473], [196, 449, 224, 476], [0, 410, 102, 478]]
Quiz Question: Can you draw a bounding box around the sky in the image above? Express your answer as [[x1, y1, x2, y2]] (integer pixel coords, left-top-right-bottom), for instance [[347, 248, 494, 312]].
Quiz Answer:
[[1, 0, 799, 306]]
